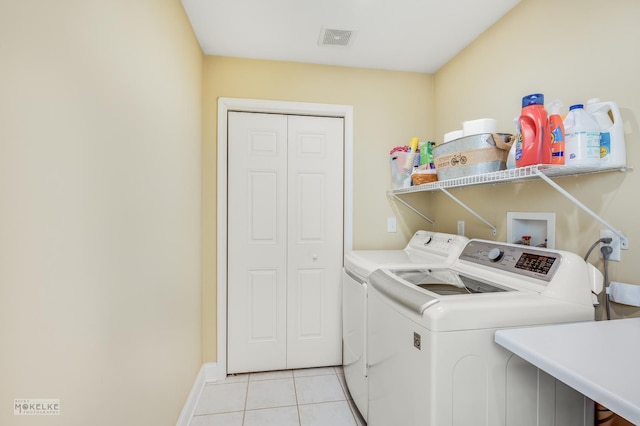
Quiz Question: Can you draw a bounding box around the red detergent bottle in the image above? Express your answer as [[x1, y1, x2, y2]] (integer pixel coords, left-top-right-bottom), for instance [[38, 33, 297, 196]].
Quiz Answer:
[[516, 93, 552, 167]]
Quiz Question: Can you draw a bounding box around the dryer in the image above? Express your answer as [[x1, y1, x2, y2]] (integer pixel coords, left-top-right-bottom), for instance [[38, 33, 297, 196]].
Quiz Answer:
[[367, 239, 602, 426], [342, 231, 468, 421]]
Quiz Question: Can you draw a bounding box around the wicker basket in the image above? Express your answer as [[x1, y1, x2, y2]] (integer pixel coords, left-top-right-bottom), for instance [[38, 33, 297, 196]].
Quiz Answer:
[[411, 170, 438, 185]]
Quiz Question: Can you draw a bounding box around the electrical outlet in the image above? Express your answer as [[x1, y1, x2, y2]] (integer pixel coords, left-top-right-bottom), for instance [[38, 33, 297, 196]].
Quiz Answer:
[[457, 220, 465, 236], [600, 230, 621, 262], [387, 217, 397, 233]]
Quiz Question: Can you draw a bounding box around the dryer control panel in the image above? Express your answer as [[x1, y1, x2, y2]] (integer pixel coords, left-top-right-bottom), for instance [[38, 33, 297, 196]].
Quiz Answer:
[[458, 240, 562, 282], [405, 231, 468, 260]]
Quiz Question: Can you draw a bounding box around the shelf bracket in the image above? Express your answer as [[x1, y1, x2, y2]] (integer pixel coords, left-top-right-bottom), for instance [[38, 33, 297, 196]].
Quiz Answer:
[[439, 188, 497, 236], [388, 193, 435, 225], [534, 168, 628, 249]]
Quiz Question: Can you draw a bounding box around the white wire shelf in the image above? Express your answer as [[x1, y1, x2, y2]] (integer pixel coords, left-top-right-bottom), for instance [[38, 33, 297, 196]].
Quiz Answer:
[[387, 164, 628, 244], [388, 164, 627, 195]]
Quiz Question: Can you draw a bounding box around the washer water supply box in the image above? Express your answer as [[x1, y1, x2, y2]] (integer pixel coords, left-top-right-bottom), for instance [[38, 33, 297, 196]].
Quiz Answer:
[[433, 133, 514, 181]]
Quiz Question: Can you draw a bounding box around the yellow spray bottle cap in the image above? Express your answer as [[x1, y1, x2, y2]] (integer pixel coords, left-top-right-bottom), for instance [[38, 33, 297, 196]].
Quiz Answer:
[[409, 137, 420, 152]]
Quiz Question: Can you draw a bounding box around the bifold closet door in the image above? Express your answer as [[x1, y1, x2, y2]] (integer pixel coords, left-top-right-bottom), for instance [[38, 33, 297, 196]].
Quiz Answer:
[[285, 115, 343, 369], [227, 112, 288, 374], [227, 111, 343, 374]]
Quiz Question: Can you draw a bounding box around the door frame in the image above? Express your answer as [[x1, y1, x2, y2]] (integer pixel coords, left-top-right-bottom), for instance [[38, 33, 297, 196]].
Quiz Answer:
[[216, 97, 354, 380]]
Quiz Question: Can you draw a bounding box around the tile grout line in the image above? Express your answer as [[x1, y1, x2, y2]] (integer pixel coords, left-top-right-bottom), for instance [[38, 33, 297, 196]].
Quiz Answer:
[[241, 373, 249, 426], [292, 371, 302, 426], [336, 368, 361, 425]]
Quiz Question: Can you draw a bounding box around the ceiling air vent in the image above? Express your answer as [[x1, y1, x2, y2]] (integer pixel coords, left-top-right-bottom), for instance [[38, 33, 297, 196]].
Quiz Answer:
[[319, 27, 356, 47]]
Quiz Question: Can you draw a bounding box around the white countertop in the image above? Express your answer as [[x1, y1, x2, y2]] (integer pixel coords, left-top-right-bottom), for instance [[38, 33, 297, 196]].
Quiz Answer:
[[495, 318, 640, 424]]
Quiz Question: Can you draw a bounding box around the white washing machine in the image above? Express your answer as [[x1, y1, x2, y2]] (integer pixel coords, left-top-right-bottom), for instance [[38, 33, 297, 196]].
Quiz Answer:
[[367, 239, 602, 426], [342, 231, 468, 421]]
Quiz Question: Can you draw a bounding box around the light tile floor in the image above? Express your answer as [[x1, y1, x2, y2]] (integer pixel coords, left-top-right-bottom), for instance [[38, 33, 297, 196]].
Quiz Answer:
[[190, 366, 366, 426]]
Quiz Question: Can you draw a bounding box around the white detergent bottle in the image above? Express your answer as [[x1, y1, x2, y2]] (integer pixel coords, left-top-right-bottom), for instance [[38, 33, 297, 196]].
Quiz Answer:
[[585, 98, 627, 168], [563, 104, 601, 168]]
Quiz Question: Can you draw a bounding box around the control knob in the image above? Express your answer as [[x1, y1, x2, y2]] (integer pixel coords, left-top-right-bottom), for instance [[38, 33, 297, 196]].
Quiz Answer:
[[488, 247, 504, 262]]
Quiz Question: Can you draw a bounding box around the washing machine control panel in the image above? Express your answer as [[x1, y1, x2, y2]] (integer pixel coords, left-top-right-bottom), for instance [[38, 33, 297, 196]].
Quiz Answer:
[[459, 240, 562, 282], [488, 248, 504, 262]]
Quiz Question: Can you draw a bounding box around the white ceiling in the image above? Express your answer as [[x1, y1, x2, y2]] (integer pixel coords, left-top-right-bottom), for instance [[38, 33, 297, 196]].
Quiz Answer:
[[181, 0, 521, 74]]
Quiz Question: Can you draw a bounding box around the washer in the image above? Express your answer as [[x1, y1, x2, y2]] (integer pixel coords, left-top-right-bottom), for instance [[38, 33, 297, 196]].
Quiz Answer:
[[367, 239, 601, 426], [342, 231, 468, 421]]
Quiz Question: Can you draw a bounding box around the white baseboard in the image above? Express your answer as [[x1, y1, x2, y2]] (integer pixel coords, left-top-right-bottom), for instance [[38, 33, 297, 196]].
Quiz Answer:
[[176, 363, 220, 426], [204, 362, 221, 382]]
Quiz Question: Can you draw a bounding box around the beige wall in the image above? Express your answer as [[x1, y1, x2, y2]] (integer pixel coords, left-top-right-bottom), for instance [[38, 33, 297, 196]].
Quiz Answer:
[[202, 56, 434, 361], [0, 1, 202, 425], [434, 0, 640, 319]]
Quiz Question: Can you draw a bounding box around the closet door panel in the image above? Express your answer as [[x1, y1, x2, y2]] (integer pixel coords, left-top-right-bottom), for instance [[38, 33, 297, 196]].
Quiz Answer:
[[286, 115, 344, 368], [227, 112, 288, 374]]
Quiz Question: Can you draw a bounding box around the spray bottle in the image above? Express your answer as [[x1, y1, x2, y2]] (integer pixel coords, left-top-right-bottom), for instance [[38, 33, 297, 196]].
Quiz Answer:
[[548, 100, 565, 165], [405, 137, 420, 169]]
